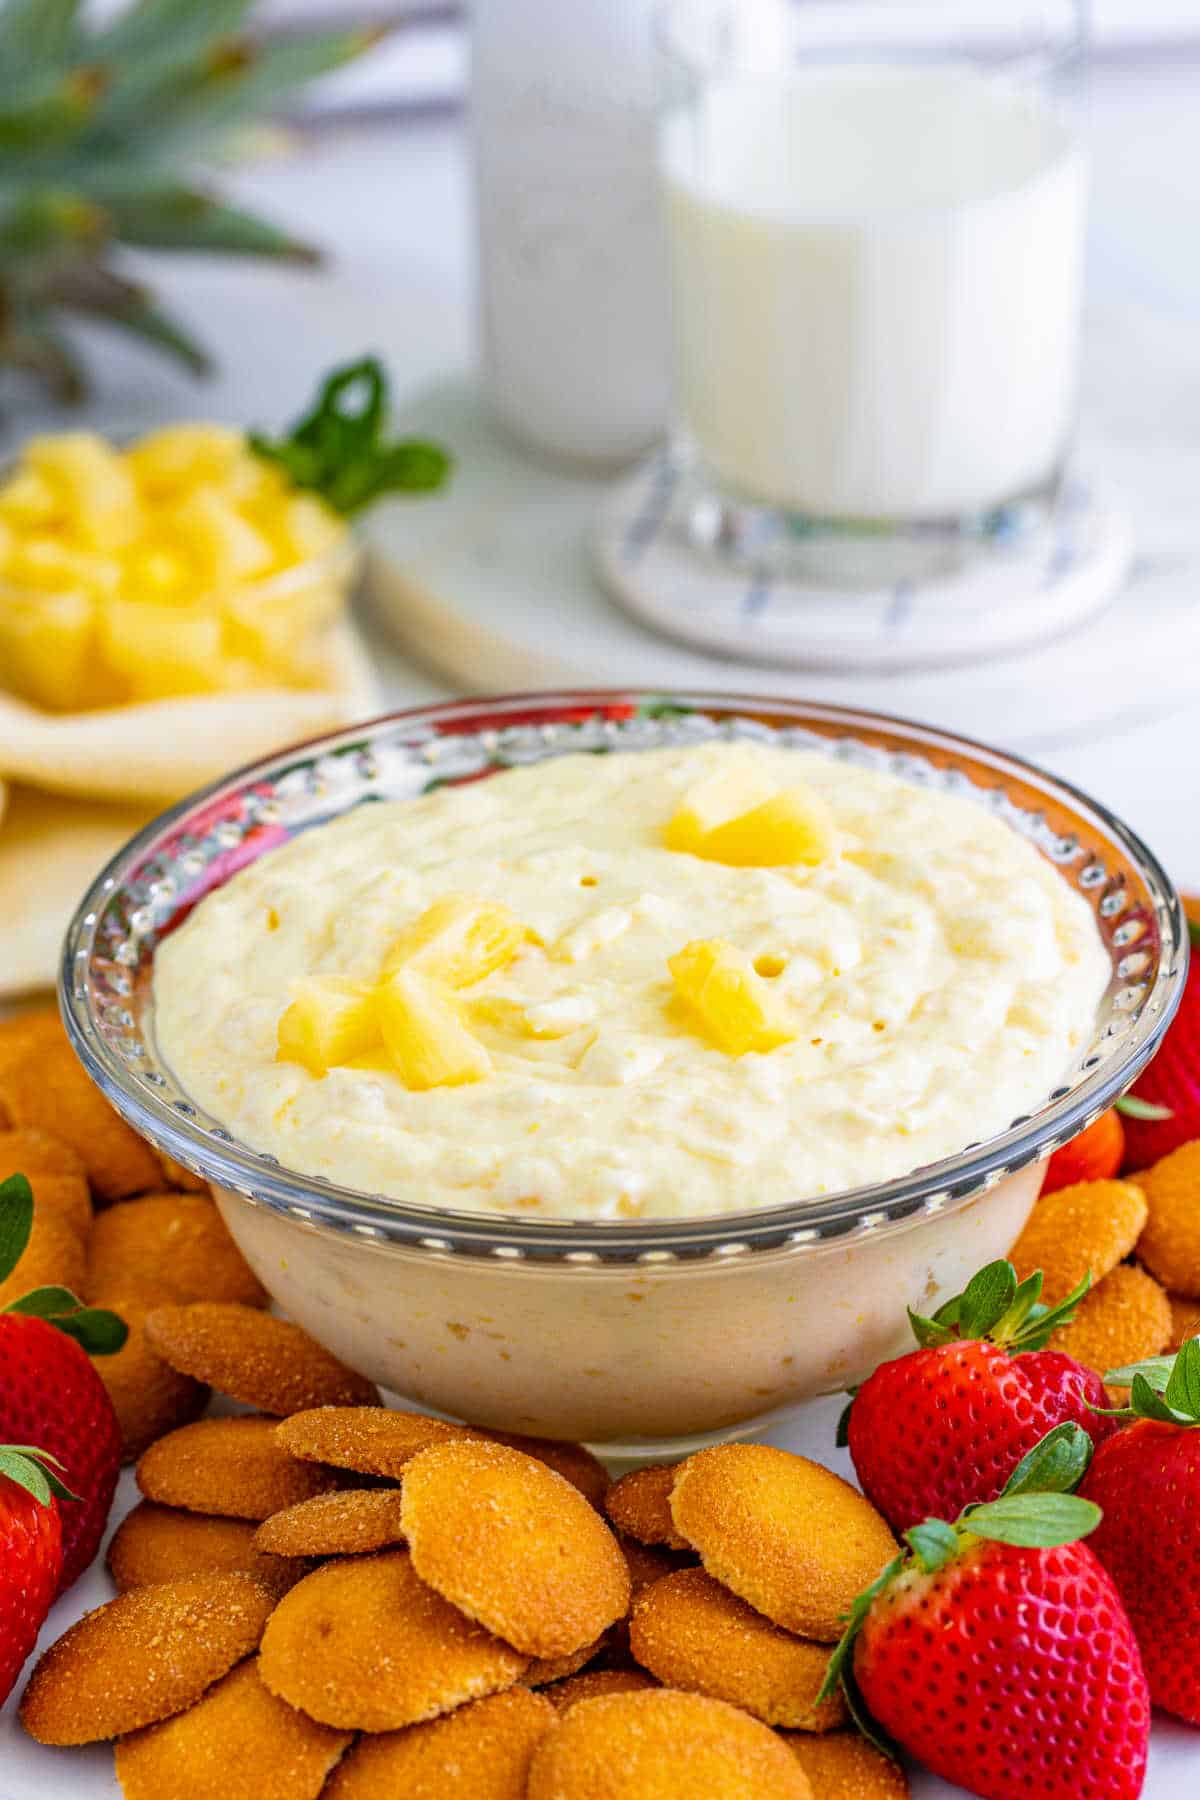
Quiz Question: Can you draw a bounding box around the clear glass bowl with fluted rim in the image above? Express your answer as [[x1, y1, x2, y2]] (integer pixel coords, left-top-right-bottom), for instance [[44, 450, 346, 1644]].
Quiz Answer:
[[61, 691, 1188, 1458]]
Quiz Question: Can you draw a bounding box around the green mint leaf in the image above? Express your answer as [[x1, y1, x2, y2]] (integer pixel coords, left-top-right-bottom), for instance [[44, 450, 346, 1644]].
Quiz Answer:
[[957, 1261, 1018, 1340], [835, 1392, 857, 1449], [0, 1173, 34, 1287], [1115, 1095, 1174, 1122], [1164, 1338, 1200, 1421], [905, 1519, 960, 1571], [1001, 1423, 1092, 1499], [1007, 1271, 1091, 1352], [249, 355, 451, 518], [815, 1553, 905, 1706], [965, 1492, 1101, 1549]]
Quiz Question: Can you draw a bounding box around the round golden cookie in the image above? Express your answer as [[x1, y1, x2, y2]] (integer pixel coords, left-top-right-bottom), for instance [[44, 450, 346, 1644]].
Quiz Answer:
[[525, 1639, 608, 1687], [1008, 1179, 1148, 1306], [401, 1438, 631, 1659], [323, 1686, 556, 1800], [90, 1292, 209, 1462], [258, 1548, 528, 1732], [1169, 1292, 1200, 1351], [620, 1536, 693, 1594], [0, 1035, 161, 1200], [485, 1432, 610, 1509], [115, 1656, 351, 1800], [276, 1407, 480, 1479], [782, 1729, 911, 1798], [0, 1128, 91, 1238], [544, 1669, 660, 1712], [629, 1567, 845, 1731], [669, 1444, 896, 1643], [254, 1488, 407, 1558], [154, 1148, 209, 1192], [137, 1416, 341, 1520], [144, 1302, 380, 1414], [1047, 1262, 1172, 1377], [0, 1005, 63, 1089], [0, 1202, 84, 1308], [526, 1689, 813, 1799], [20, 1570, 275, 1745], [109, 1501, 309, 1596], [605, 1466, 689, 1549], [84, 1192, 267, 1307], [1135, 1140, 1200, 1298]]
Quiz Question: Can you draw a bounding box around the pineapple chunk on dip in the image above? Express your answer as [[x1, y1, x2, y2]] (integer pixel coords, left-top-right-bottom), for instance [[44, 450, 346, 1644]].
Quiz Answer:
[[152, 742, 1110, 1223]]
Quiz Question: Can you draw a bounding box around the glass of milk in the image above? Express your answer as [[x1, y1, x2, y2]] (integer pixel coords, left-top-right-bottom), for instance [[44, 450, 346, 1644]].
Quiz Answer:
[[656, 0, 1088, 577]]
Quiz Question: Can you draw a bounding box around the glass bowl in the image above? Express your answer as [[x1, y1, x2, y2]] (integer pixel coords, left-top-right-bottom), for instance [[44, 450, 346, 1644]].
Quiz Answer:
[[61, 692, 1187, 1456]]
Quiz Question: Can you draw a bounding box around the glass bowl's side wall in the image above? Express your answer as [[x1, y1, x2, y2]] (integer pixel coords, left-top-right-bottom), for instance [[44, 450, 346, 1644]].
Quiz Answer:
[[214, 1163, 1042, 1451]]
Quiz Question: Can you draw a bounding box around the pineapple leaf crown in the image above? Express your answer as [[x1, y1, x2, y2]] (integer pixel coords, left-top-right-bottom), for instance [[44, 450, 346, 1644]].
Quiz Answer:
[[0, 0, 376, 399]]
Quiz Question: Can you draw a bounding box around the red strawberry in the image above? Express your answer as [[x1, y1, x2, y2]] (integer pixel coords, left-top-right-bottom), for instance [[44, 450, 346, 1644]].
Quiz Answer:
[[1118, 907, 1199, 1169], [0, 1174, 126, 1591], [1080, 1335, 1200, 1723], [845, 1259, 1120, 1533], [1042, 1107, 1125, 1194], [822, 1426, 1149, 1800], [0, 1446, 66, 1705]]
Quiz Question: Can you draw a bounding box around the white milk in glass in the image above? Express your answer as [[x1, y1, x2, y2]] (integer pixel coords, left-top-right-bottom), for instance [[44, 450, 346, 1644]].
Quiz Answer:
[[662, 66, 1087, 520]]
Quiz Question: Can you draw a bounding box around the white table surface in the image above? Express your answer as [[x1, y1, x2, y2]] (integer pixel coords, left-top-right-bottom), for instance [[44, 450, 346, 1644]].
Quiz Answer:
[[1, 53, 1198, 1799]]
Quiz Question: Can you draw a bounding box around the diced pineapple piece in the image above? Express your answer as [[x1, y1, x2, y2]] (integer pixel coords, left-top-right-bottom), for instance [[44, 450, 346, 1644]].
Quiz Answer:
[[669, 939, 796, 1056], [663, 759, 777, 855], [376, 968, 492, 1090], [121, 541, 199, 604], [0, 467, 61, 530], [223, 450, 291, 510], [25, 432, 139, 551], [694, 785, 836, 868], [277, 977, 380, 1078], [223, 571, 344, 686], [277, 492, 345, 561], [382, 896, 526, 989], [8, 536, 121, 599], [0, 590, 96, 711], [166, 484, 275, 587], [127, 424, 244, 498], [99, 598, 229, 700]]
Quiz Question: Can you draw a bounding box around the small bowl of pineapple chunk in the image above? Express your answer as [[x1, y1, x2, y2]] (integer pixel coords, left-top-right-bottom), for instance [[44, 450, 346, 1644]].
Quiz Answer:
[[0, 423, 355, 713], [0, 355, 450, 720]]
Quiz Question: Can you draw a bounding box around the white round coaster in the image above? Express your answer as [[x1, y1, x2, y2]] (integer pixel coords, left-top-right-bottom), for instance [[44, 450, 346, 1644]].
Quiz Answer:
[[594, 451, 1134, 674]]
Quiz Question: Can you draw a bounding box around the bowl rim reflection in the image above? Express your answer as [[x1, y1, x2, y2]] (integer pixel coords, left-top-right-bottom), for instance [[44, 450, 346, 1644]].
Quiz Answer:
[[59, 689, 1188, 1265]]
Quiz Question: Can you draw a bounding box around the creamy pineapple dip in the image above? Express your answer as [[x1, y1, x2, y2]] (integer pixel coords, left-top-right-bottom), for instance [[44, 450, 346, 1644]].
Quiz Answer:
[[153, 742, 1109, 1223]]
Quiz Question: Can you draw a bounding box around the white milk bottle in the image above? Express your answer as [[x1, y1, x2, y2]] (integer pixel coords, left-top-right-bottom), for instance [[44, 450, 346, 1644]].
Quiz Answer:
[[471, 0, 671, 468]]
